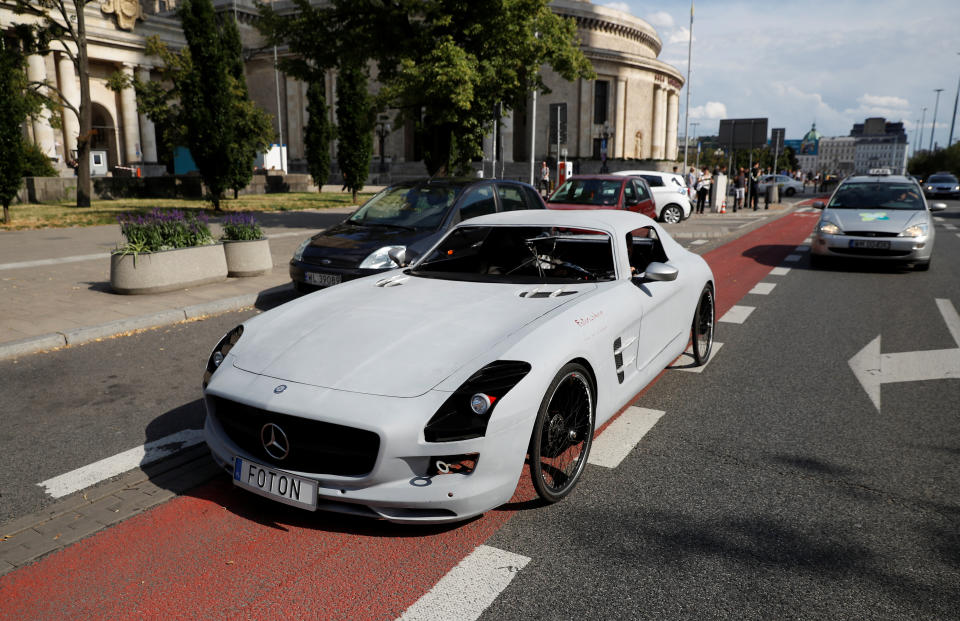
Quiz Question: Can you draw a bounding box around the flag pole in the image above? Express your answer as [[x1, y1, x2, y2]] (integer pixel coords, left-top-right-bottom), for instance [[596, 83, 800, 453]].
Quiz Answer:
[[682, 2, 694, 172]]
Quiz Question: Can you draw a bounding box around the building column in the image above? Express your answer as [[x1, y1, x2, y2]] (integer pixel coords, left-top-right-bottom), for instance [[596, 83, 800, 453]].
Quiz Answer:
[[614, 77, 627, 159], [57, 53, 80, 160], [653, 84, 667, 159], [666, 91, 679, 160], [118, 64, 142, 164], [137, 67, 158, 163], [26, 54, 58, 159]]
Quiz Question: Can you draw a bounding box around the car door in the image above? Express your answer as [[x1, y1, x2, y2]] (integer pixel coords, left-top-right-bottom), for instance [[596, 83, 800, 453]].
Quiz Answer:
[[624, 226, 688, 378], [451, 184, 497, 224]]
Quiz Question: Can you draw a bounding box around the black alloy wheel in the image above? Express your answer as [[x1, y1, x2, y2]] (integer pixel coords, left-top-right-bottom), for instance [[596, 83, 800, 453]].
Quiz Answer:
[[529, 363, 595, 503], [692, 285, 715, 366]]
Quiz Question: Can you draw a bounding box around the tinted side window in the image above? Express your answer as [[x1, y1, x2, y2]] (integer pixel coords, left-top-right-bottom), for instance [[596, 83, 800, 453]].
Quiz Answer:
[[623, 181, 637, 204], [640, 174, 665, 187], [496, 184, 528, 211], [634, 179, 650, 200], [458, 185, 497, 221]]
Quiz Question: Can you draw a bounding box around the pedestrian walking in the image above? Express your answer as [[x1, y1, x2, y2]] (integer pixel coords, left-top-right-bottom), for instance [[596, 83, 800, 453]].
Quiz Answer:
[[686, 166, 697, 200], [749, 164, 760, 210], [695, 166, 712, 214], [538, 161, 550, 196], [733, 167, 746, 212]]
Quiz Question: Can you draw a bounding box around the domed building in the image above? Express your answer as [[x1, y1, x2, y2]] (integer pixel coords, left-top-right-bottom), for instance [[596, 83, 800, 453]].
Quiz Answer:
[[3, 0, 686, 180]]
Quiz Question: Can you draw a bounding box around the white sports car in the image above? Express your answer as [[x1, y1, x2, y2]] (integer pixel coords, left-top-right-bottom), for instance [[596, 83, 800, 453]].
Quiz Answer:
[[202, 210, 715, 523]]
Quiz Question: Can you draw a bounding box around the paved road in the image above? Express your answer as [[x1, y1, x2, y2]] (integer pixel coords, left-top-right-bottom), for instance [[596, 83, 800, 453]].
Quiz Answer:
[[2, 199, 956, 618]]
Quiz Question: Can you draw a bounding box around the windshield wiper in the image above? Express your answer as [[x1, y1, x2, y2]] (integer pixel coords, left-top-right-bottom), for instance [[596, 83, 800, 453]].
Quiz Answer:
[[354, 221, 416, 231]]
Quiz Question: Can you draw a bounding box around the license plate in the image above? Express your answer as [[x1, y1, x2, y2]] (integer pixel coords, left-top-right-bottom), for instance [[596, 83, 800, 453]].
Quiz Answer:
[[849, 239, 890, 249], [233, 457, 318, 510], [305, 272, 342, 286]]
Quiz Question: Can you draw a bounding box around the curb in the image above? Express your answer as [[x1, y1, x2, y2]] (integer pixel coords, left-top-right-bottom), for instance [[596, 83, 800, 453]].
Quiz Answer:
[[0, 284, 296, 362]]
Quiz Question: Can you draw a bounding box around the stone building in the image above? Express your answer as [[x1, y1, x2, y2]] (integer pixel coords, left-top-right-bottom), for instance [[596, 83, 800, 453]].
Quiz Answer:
[[3, 0, 684, 179]]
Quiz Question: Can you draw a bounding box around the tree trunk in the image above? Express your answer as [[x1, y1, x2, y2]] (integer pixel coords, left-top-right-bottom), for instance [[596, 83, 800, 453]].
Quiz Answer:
[[2, 202, 9, 225], [75, 1, 92, 207]]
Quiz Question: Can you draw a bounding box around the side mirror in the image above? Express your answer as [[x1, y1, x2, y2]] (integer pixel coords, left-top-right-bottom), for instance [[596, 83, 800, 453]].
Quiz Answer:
[[388, 247, 408, 267], [812, 201, 825, 209], [640, 262, 679, 282], [929, 202, 947, 212]]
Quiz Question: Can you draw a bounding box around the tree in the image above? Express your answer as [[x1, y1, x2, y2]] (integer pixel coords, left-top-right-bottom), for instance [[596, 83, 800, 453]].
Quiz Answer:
[[335, 62, 374, 202], [259, 0, 594, 175], [0, 40, 35, 224], [13, 0, 97, 207], [304, 81, 334, 188]]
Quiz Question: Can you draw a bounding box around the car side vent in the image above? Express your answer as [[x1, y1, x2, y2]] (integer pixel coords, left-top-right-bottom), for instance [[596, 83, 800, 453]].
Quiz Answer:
[[613, 335, 636, 384], [518, 287, 578, 298], [375, 275, 409, 287]]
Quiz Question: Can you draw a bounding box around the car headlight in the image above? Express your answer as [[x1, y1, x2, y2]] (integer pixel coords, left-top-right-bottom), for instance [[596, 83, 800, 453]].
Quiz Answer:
[[424, 361, 532, 442], [926, 185, 934, 191], [359, 245, 406, 269], [899, 222, 928, 238], [818, 219, 843, 235], [293, 238, 312, 262], [203, 325, 244, 387]]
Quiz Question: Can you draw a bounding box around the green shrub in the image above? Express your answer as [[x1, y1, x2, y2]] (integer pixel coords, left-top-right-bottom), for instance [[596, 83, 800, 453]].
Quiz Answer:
[[220, 212, 263, 241], [22, 142, 57, 177]]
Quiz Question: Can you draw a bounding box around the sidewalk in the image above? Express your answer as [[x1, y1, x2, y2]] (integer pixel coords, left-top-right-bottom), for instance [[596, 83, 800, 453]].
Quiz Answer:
[[0, 194, 819, 362]]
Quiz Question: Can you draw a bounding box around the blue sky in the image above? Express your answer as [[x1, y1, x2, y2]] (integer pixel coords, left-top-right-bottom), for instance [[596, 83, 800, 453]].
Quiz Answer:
[[598, 0, 960, 147]]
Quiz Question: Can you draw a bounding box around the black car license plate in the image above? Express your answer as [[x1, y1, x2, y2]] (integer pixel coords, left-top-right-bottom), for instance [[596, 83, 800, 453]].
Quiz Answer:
[[850, 239, 890, 249]]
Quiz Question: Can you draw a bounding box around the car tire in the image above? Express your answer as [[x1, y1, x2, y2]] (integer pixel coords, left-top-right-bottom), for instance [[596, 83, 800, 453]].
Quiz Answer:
[[810, 254, 827, 269], [691, 285, 715, 366], [529, 363, 595, 503], [785, 187, 796, 197], [661, 205, 683, 224], [915, 260, 931, 271]]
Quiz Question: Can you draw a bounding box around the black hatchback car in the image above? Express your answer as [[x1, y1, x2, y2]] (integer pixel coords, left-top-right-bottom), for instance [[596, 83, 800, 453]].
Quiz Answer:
[[290, 178, 546, 292]]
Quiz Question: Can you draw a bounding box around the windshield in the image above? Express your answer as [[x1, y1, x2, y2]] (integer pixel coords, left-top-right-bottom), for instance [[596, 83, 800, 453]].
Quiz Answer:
[[927, 175, 957, 184], [410, 225, 617, 284], [827, 182, 924, 210], [549, 179, 622, 206], [348, 184, 461, 230]]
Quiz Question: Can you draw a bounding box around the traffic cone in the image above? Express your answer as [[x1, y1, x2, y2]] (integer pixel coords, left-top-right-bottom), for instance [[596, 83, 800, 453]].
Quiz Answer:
[[720, 199, 726, 214]]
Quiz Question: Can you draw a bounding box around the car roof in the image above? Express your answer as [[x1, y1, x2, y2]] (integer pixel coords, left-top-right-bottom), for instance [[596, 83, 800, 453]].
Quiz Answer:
[[389, 177, 536, 189], [564, 174, 631, 181], [612, 170, 664, 176], [456, 206, 658, 234]]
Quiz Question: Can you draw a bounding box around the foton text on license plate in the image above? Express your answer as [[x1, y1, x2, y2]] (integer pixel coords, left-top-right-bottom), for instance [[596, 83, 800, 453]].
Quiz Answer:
[[233, 457, 318, 510]]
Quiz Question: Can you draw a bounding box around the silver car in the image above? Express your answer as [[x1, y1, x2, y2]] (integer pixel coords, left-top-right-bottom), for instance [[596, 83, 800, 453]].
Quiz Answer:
[[811, 172, 946, 270], [922, 172, 959, 199]]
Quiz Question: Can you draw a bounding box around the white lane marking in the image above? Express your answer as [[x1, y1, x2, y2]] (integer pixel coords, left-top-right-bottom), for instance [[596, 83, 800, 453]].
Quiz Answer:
[[689, 239, 709, 246], [934, 217, 945, 222], [0, 253, 106, 271], [588, 407, 666, 468], [749, 282, 776, 295], [397, 545, 530, 621], [794, 245, 809, 252], [769, 267, 791, 276], [936, 298, 960, 347], [784, 254, 802, 262], [943, 223, 957, 230], [37, 429, 204, 498], [719, 305, 755, 324], [673, 342, 724, 374]]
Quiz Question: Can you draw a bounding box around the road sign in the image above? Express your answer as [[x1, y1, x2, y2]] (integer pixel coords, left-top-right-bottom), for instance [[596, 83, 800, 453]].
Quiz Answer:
[[718, 118, 768, 150], [849, 298, 960, 411], [771, 128, 785, 152]]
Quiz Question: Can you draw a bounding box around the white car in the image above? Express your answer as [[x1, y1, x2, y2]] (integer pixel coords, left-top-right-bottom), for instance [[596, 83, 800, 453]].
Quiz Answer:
[[202, 210, 716, 523], [757, 174, 804, 197], [614, 170, 692, 223]]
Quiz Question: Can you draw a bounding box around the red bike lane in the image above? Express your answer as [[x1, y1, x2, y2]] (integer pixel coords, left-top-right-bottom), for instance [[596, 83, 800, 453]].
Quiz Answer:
[[0, 213, 818, 620]]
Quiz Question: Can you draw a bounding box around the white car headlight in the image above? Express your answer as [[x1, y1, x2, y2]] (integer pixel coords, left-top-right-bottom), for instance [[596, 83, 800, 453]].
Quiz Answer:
[[818, 220, 842, 235], [360, 245, 406, 269], [899, 222, 928, 238], [293, 238, 311, 261], [926, 185, 934, 191]]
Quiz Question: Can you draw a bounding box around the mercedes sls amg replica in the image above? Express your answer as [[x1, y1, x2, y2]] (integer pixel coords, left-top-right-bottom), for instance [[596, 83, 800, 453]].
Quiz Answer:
[[203, 209, 716, 523]]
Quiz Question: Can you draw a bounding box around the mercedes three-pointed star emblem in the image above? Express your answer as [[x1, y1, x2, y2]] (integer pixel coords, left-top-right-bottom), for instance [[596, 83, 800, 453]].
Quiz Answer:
[[260, 423, 290, 460]]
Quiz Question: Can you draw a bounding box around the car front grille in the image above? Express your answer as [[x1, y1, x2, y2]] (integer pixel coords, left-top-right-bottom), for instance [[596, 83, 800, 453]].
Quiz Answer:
[[844, 231, 899, 237], [831, 248, 912, 257], [300, 254, 359, 269], [211, 397, 380, 476]]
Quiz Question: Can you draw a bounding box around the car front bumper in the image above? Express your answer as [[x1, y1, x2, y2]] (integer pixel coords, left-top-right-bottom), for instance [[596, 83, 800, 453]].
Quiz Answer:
[[811, 232, 933, 263], [289, 259, 386, 290]]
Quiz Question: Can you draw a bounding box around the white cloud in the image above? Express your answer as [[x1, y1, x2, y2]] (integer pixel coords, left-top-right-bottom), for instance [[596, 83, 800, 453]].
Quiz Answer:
[[646, 10, 674, 28], [843, 93, 911, 120], [668, 27, 692, 45], [859, 94, 909, 109], [689, 101, 728, 119]]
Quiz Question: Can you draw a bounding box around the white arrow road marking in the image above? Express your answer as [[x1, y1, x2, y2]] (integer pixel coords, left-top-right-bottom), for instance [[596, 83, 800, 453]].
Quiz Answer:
[[588, 407, 666, 468], [37, 429, 205, 498], [849, 299, 960, 412], [397, 545, 530, 621]]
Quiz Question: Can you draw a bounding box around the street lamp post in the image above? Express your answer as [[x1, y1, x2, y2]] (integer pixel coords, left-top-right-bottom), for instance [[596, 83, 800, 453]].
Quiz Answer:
[[948, 52, 960, 147], [375, 117, 391, 173], [918, 107, 927, 154], [929, 88, 943, 151]]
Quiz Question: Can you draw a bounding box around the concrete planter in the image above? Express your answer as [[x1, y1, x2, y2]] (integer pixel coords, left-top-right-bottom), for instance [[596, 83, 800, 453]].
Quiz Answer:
[[223, 238, 273, 277], [110, 243, 228, 295]]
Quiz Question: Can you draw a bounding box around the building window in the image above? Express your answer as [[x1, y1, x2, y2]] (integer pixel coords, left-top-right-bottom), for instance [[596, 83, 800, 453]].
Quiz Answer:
[[594, 81, 609, 125]]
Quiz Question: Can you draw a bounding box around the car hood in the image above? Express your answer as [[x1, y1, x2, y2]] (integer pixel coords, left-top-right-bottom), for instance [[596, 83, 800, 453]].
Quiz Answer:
[[826, 209, 921, 232], [302, 222, 438, 264], [232, 276, 594, 397]]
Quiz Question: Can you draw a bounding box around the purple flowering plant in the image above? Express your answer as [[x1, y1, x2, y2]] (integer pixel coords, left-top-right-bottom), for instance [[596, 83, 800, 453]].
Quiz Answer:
[[115, 208, 214, 254], [220, 212, 264, 242]]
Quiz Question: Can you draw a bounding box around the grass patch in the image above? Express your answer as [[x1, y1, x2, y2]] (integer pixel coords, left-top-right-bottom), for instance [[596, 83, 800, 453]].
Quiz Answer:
[[0, 192, 373, 231]]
